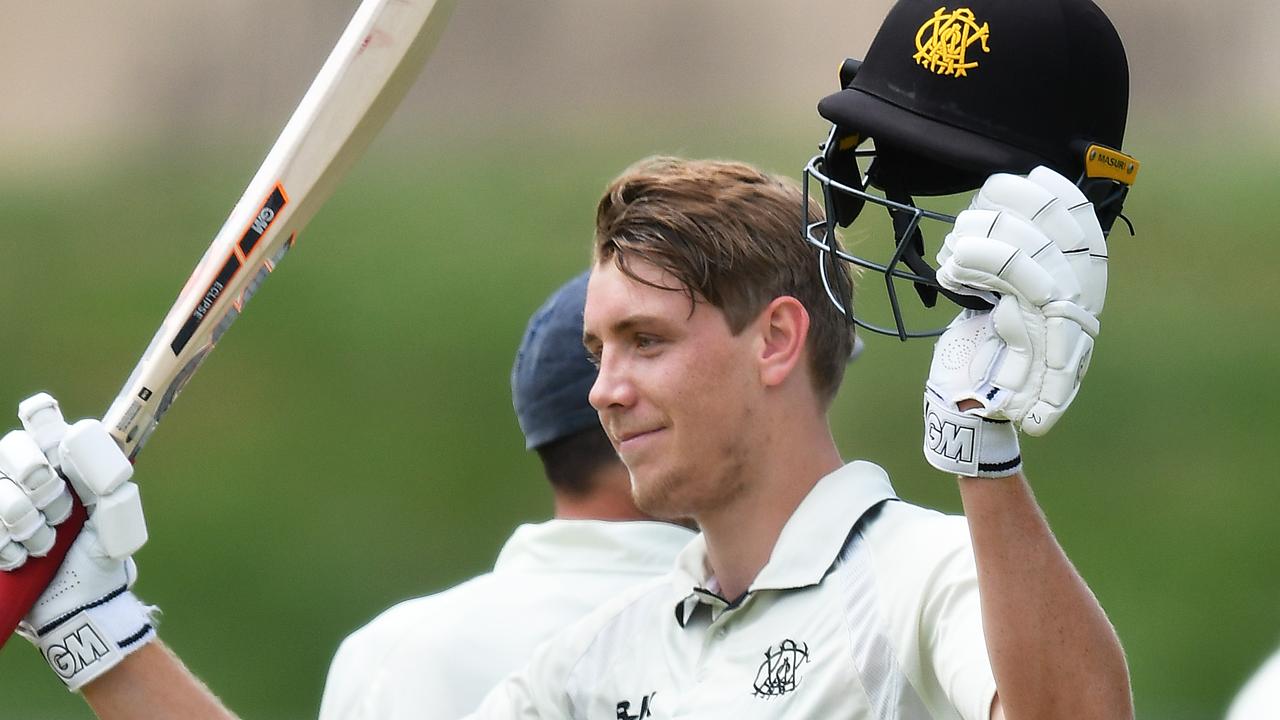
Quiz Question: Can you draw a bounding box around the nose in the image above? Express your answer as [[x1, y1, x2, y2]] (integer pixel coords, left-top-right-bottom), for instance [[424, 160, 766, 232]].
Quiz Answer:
[[589, 352, 636, 413]]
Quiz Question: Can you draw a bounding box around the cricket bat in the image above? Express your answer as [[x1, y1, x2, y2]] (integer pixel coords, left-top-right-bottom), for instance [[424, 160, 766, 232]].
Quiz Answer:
[[0, 0, 457, 649]]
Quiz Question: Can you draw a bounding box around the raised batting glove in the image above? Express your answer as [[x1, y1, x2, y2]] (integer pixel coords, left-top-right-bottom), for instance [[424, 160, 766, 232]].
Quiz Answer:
[[1, 393, 154, 691], [924, 168, 1106, 477]]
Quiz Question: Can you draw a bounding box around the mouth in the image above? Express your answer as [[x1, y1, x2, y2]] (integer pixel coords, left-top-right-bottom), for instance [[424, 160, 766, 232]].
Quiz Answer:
[[614, 427, 665, 454]]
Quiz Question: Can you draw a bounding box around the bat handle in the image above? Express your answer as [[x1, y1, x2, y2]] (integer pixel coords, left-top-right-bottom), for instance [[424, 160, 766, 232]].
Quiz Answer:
[[0, 496, 87, 650]]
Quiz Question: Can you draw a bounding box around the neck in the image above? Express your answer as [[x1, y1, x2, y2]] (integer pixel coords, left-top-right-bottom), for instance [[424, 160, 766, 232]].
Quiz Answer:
[[696, 409, 844, 600]]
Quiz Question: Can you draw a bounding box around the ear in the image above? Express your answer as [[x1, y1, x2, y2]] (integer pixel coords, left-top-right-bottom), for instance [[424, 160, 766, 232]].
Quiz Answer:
[[756, 296, 810, 388]]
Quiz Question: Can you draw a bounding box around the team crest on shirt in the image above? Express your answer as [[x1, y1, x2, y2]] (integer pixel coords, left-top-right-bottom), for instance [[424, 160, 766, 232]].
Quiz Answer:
[[752, 639, 810, 698]]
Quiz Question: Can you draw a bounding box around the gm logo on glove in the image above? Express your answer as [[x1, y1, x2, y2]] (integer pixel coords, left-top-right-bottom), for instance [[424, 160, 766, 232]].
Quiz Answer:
[[44, 621, 109, 680], [926, 410, 975, 463]]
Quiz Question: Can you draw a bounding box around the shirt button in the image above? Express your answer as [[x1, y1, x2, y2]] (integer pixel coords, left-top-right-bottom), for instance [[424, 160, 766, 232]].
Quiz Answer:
[[714, 628, 727, 640]]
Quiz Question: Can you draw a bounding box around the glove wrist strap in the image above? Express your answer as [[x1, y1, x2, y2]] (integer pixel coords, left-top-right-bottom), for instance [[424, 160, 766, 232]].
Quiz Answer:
[[924, 394, 1022, 478], [30, 589, 157, 691]]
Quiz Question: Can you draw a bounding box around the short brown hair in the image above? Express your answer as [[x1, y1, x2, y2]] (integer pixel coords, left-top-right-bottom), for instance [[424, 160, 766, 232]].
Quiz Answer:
[[593, 156, 854, 405], [535, 424, 620, 497]]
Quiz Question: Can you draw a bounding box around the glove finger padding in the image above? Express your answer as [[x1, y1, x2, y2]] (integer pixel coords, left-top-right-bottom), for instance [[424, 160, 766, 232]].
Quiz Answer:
[[1021, 322, 1094, 436], [0, 431, 72, 523], [938, 234, 1059, 307], [939, 235, 1084, 430], [966, 168, 1107, 312], [0, 431, 68, 564], [990, 294, 1039, 399], [57, 420, 145, 561], [1026, 167, 1108, 315], [929, 167, 1105, 438]]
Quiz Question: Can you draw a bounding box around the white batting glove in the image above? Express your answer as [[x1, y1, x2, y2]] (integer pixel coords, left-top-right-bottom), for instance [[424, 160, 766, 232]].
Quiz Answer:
[[1, 393, 155, 691], [924, 168, 1106, 477]]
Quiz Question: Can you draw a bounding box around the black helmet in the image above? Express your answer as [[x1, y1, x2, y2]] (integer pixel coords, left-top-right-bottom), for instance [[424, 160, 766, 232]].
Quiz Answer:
[[802, 0, 1140, 339]]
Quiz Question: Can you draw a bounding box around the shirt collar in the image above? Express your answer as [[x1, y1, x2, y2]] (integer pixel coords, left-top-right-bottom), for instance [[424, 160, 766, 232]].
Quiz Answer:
[[494, 518, 696, 575], [671, 461, 898, 621]]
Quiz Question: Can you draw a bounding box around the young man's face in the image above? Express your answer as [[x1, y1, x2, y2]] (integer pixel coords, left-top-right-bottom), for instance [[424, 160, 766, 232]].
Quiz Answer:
[[583, 258, 762, 521]]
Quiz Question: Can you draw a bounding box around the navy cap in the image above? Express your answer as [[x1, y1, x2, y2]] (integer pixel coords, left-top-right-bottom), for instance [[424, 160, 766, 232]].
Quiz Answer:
[[512, 270, 600, 450]]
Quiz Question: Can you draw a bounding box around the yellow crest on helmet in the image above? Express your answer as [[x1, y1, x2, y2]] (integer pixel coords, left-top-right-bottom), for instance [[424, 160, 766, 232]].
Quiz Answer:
[[914, 7, 990, 78]]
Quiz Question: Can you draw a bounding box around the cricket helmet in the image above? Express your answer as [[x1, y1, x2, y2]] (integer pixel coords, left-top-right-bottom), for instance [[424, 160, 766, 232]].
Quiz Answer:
[[803, 0, 1140, 339]]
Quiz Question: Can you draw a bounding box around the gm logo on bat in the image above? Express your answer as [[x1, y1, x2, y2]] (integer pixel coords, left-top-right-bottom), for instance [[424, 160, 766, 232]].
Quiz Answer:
[[926, 411, 975, 463], [45, 622, 109, 680]]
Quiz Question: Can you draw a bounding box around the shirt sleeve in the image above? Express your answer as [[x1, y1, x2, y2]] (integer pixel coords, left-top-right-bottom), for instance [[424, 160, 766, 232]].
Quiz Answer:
[[463, 624, 584, 719], [318, 628, 381, 720], [866, 506, 996, 720], [916, 521, 997, 720], [1227, 649, 1280, 720]]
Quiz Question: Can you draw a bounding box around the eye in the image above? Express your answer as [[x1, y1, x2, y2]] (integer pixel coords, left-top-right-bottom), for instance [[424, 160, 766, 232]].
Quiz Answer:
[[635, 334, 662, 352], [584, 351, 601, 369]]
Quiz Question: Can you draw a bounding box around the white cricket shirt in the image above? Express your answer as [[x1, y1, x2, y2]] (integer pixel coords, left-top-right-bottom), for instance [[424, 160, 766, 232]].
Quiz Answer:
[[468, 461, 997, 720], [1227, 648, 1280, 720], [318, 519, 695, 720]]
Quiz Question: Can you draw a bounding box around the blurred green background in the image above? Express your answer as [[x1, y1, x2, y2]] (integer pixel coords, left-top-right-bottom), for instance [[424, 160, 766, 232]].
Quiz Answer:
[[2, 1, 1279, 719]]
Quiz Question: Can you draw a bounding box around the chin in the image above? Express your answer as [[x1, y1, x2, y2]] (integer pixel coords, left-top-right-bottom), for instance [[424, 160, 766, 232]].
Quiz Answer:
[[629, 468, 693, 520]]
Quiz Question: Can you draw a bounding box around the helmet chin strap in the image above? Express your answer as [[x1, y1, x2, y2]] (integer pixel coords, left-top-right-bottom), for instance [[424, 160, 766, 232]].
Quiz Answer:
[[884, 187, 991, 312]]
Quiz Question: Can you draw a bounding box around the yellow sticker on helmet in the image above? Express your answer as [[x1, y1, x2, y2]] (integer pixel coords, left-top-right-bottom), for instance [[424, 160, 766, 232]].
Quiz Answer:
[[837, 133, 863, 152], [914, 7, 990, 78], [1084, 144, 1140, 185]]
